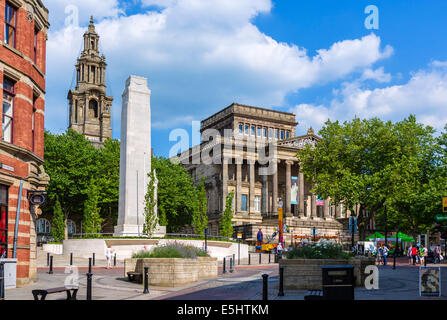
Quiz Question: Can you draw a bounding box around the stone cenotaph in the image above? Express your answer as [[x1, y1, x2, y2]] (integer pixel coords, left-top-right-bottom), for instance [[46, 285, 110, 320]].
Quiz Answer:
[[114, 75, 166, 237]]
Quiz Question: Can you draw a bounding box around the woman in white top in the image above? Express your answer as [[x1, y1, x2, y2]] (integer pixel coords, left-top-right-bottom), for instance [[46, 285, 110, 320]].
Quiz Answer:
[[106, 246, 114, 269]]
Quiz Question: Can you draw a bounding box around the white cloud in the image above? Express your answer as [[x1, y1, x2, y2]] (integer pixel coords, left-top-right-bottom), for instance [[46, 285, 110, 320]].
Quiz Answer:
[[44, 0, 123, 29], [361, 67, 391, 83], [291, 63, 447, 135], [45, 0, 393, 136]]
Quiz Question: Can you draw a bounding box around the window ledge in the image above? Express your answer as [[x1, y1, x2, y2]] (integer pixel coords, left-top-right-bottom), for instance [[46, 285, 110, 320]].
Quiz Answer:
[[2, 43, 24, 58]]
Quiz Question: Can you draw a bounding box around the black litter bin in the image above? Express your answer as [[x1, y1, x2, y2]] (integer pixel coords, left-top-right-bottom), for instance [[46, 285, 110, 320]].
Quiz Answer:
[[322, 265, 354, 300]]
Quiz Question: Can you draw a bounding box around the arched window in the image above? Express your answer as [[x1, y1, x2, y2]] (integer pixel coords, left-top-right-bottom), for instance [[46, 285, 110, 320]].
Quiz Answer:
[[67, 220, 76, 235], [36, 218, 51, 234], [89, 99, 98, 118]]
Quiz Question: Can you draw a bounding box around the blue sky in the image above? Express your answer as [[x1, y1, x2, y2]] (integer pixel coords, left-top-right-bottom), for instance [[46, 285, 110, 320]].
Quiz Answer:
[[43, 0, 447, 157]]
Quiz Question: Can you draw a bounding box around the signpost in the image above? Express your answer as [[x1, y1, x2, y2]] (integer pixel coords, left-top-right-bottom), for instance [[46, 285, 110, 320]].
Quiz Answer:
[[419, 267, 441, 297], [278, 201, 284, 248], [237, 233, 242, 265]]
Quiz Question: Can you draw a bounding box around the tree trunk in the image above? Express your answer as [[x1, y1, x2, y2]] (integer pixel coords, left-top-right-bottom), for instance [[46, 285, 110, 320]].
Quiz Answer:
[[64, 217, 68, 240]]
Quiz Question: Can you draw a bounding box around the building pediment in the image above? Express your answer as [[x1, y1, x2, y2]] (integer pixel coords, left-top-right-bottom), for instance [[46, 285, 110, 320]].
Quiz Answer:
[[278, 132, 320, 149]]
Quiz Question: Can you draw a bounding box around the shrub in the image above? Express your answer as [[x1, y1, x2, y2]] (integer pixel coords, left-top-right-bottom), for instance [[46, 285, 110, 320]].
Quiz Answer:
[[132, 242, 209, 259], [286, 239, 353, 260]]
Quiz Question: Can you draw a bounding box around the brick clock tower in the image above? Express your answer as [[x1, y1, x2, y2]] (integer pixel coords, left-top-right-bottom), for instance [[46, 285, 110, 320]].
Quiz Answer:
[[68, 17, 113, 146]]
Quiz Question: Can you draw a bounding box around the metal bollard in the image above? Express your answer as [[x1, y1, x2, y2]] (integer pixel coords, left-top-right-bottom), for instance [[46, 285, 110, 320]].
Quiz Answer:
[[47, 252, 50, 266], [86, 272, 92, 300], [70, 253, 73, 266], [278, 266, 284, 296], [262, 274, 269, 301], [248, 253, 251, 265], [143, 267, 149, 294], [48, 256, 53, 274], [274, 253, 278, 263], [259, 253, 262, 264], [88, 257, 92, 274], [223, 257, 227, 274], [269, 252, 271, 264], [0, 262, 4, 300], [114, 253, 117, 267], [233, 254, 235, 267], [92, 253, 95, 266], [229, 258, 234, 273]]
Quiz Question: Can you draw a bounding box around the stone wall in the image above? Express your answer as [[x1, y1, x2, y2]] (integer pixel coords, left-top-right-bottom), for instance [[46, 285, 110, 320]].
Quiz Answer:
[[63, 238, 248, 260], [279, 257, 375, 290]]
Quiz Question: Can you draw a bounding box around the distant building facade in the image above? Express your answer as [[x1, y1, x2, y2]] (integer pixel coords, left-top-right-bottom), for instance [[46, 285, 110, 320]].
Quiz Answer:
[[177, 103, 360, 245], [68, 17, 113, 147], [0, 0, 50, 285]]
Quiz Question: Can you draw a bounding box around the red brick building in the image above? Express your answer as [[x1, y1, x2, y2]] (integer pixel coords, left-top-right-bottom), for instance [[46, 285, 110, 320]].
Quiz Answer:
[[0, 0, 49, 285]]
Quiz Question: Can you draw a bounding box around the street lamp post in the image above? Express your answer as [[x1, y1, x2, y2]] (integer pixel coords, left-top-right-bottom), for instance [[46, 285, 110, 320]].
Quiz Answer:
[[393, 229, 398, 270], [204, 228, 209, 252], [384, 202, 388, 247]]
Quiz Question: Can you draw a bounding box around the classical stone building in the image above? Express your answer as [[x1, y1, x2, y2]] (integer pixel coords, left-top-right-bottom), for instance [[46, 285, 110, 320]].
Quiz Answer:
[[0, 0, 50, 285], [68, 16, 113, 147], [177, 103, 356, 246]]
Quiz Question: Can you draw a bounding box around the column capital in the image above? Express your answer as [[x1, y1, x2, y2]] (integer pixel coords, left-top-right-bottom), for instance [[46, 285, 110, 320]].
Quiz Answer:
[[285, 159, 295, 166]]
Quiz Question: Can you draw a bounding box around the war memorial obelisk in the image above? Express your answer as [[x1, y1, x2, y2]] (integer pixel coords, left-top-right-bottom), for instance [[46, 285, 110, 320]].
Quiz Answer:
[[114, 75, 165, 237]]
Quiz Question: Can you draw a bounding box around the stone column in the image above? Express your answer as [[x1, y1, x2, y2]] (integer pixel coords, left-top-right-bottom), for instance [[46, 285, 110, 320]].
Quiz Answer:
[[311, 193, 317, 218], [249, 160, 256, 214], [236, 162, 242, 213], [261, 172, 268, 216], [299, 166, 305, 217], [285, 160, 293, 215], [324, 198, 330, 219], [222, 157, 228, 212], [272, 160, 279, 215]]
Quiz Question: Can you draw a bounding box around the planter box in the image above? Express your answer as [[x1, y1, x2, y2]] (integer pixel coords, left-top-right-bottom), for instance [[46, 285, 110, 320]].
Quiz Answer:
[[198, 257, 218, 278], [124, 257, 218, 287], [279, 257, 375, 290]]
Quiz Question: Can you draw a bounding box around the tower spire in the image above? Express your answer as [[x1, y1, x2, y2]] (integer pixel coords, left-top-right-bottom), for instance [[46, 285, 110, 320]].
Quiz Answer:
[[67, 16, 113, 147]]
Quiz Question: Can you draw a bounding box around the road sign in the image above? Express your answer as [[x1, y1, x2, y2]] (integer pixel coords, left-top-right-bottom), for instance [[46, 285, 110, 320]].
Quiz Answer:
[[434, 214, 447, 223], [237, 233, 242, 239], [278, 200, 283, 208], [443, 197, 447, 213], [419, 267, 441, 297]]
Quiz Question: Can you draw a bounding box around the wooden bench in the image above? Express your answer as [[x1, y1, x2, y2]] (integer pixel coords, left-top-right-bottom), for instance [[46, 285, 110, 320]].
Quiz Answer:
[[32, 287, 78, 300], [127, 272, 142, 283], [304, 289, 324, 301]]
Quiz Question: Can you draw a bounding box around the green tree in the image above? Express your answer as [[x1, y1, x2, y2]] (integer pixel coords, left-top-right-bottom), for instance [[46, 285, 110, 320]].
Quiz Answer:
[[44, 129, 100, 237], [297, 116, 443, 239], [82, 180, 103, 235], [96, 138, 120, 229], [152, 156, 197, 232], [374, 116, 445, 238], [143, 170, 158, 237], [51, 197, 65, 243], [220, 191, 234, 238], [192, 178, 208, 235]]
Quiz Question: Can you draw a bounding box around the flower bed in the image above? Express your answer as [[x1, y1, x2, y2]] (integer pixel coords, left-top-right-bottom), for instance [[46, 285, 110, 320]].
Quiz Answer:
[[280, 239, 375, 289]]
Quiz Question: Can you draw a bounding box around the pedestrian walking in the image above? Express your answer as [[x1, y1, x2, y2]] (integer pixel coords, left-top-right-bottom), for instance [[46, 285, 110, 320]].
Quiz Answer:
[[411, 245, 418, 265], [434, 246, 441, 264], [377, 246, 383, 265], [408, 245, 413, 265], [382, 245, 389, 266], [419, 245, 426, 265], [106, 245, 114, 269]]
